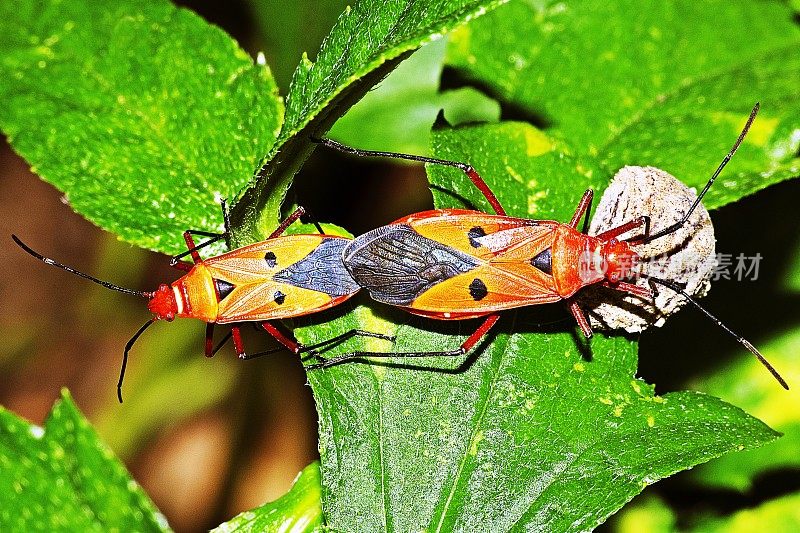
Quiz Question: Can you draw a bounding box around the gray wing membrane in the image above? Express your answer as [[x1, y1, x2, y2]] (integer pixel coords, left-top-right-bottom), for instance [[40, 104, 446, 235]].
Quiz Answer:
[[342, 224, 481, 306], [274, 237, 360, 297]]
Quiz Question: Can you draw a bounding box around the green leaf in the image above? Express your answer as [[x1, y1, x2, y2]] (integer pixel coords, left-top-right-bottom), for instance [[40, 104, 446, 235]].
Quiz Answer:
[[0, 0, 282, 255], [212, 461, 322, 533], [305, 322, 777, 531], [229, 0, 509, 245], [427, 121, 604, 219], [445, 0, 800, 208], [0, 390, 169, 531]]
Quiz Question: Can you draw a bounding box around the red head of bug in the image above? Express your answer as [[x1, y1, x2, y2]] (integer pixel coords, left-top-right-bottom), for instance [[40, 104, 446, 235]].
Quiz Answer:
[[602, 238, 639, 284], [147, 283, 177, 321]]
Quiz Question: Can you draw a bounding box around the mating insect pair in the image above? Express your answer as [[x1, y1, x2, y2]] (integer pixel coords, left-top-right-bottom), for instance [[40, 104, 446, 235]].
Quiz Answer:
[[14, 103, 788, 400]]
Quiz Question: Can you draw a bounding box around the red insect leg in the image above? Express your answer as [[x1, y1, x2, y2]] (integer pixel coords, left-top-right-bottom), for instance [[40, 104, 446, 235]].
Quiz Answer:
[[231, 326, 246, 357], [602, 280, 653, 300], [568, 300, 593, 338], [568, 189, 594, 230], [314, 138, 507, 215], [464, 168, 506, 216], [269, 207, 306, 238], [597, 216, 650, 242], [259, 321, 302, 353]]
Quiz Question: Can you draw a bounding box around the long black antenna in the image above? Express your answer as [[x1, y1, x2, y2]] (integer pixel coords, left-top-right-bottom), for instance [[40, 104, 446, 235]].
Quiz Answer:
[[118, 319, 155, 403], [636, 103, 760, 244], [642, 275, 788, 390], [12, 234, 152, 298]]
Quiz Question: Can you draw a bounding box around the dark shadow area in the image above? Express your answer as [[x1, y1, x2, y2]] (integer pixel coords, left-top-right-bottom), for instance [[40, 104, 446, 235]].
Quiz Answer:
[[440, 65, 553, 128], [637, 178, 800, 391]]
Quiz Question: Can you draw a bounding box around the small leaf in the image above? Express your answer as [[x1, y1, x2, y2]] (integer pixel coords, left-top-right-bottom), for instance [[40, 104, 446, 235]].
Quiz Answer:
[[229, 0, 509, 245], [0, 390, 169, 531], [212, 461, 322, 533], [445, 0, 800, 207], [0, 0, 282, 254]]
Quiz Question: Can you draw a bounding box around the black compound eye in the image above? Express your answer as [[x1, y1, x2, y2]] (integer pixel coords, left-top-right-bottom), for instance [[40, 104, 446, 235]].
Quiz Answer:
[[469, 278, 488, 301], [530, 247, 552, 275], [214, 279, 236, 301], [274, 290, 286, 305], [264, 251, 277, 267], [468, 226, 487, 248]]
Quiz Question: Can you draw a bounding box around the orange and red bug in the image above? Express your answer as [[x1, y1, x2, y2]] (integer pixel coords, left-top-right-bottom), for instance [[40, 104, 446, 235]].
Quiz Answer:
[[310, 103, 788, 389], [13, 204, 392, 401]]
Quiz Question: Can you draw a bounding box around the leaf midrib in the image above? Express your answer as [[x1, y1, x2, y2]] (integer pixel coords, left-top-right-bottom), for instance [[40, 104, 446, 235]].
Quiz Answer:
[[595, 41, 800, 165], [432, 317, 511, 532]]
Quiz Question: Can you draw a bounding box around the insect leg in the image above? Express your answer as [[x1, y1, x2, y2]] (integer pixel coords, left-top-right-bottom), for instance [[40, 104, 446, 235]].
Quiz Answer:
[[301, 330, 396, 353], [300, 207, 325, 235], [306, 314, 500, 369], [601, 216, 650, 242], [210, 330, 233, 357], [258, 321, 302, 354], [200, 323, 219, 357], [117, 318, 156, 403], [313, 137, 507, 215], [567, 300, 593, 338], [602, 280, 653, 299], [568, 189, 594, 232], [170, 230, 227, 267], [231, 326, 247, 358], [268, 207, 308, 238]]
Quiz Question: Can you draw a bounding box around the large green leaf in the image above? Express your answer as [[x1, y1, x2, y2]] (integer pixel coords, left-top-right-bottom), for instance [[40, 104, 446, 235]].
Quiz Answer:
[[229, 0, 509, 245], [304, 320, 778, 531], [445, 0, 800, 207], [300, 119, 780, 530], [0, 390, 169, 531], [0, 0, 282, 254]]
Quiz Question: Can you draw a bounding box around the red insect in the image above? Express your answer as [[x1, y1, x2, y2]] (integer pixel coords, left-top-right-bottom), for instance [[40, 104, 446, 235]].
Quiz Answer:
[[310, 103, 788, 389], [13, 204, 391, 401]]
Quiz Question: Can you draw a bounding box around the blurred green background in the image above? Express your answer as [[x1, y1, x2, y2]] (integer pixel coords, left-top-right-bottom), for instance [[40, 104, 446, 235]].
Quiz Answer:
[[0, 1, 798, 531]]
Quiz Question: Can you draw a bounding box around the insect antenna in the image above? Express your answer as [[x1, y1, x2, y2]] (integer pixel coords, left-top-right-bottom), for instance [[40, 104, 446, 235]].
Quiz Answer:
[[117, 319, 156, 403], [641, 274, 788, 390], [12, 234, 153, 298], [633, 103, 760, 245]]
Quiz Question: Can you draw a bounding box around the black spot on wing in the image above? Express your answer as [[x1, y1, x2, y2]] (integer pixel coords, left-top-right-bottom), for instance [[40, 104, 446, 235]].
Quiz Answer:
[[273, 238, 359, 297], [468, 226, 487, 248], [469, 278, 488, 301], [530, 247, 552, 275], [342, 224, 481, 306], [274, 290, 286, 304], [264, 251, 277, 267]]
